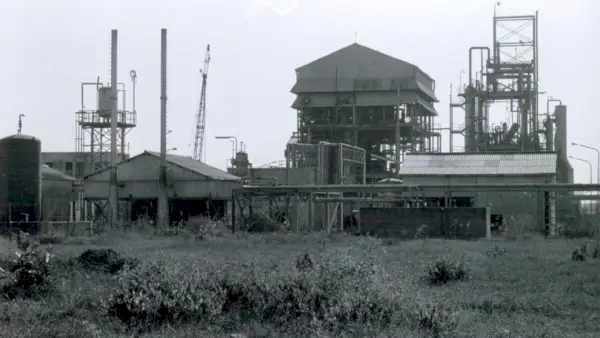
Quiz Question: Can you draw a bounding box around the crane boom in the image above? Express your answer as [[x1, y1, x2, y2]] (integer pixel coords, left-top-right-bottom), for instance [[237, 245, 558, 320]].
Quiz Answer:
[[193, 44, 211, 161]]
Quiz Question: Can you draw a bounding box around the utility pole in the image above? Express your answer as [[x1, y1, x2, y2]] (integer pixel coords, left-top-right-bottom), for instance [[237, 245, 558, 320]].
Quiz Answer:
[[158, 28, 169, 229]]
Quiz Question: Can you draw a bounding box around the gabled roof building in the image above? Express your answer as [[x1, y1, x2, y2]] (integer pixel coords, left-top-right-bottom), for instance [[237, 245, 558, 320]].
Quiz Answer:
[[83, 150, 241, 201], [82, 151, 242, 221]]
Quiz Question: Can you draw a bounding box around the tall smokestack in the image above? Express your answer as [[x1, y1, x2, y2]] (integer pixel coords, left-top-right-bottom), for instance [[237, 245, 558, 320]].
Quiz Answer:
[[109, 29, 118, 229], [158, 28, 169, 229], [554, 105, 567, 161]]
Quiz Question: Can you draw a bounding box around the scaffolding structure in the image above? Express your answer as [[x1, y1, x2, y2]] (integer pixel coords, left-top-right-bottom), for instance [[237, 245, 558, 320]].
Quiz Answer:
[[73, 72, 137, 220], [291, 44, 440, 183], [450, 11, 545, 152]]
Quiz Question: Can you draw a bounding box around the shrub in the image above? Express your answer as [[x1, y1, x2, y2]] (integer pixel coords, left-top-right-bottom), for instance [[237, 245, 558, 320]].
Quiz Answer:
[[37, 234, 64, 245], [426, 258, 467, 285], [417, 304, 458, 337], [107, 251, 401, 332], [0, 246, 55, 299], [485, 245, 506, 258], [77, 249, 138, 274], [571, 249, 585, 262]]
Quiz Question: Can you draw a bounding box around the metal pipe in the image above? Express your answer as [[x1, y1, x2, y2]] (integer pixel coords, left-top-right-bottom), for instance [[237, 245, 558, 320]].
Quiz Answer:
[[546, 98, 562, 117], [236, 183, 600, 194], [468, 47, 490, 87], [158, 28, 169, 229], [449, 83, 453, 152], [109, 29, 119, 230], [339, 143, 344, 231], [362, 148, 367, 185], [130, 70, 137, 113]]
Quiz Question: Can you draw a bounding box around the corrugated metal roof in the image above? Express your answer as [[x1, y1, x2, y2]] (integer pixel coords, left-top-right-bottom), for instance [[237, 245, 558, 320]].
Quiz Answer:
[[42, 165, 77, 181], [145, 151, 241, 181], [296, 43, 434, 83], [399, 152, 557, 176]]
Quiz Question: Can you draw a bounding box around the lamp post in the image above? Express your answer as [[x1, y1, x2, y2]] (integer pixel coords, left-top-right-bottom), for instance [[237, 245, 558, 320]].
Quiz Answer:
[[572, 143, 600, 214], [571, 143, 600, 184], [569, 156, 593, 184]]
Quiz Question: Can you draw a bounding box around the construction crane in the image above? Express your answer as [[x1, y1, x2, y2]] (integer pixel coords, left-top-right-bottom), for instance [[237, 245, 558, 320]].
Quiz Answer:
[[193, 44, 211, 161]]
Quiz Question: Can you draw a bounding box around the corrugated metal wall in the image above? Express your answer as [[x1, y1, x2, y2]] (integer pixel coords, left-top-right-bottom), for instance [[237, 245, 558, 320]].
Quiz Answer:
[[399, 175, 555, 230], [84, 154, 241, 200]]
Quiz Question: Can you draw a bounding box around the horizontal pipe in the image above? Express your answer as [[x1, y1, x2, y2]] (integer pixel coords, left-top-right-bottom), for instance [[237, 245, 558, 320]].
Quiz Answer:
[[238, 183, 600, 194], [495, 15, 535, 21]]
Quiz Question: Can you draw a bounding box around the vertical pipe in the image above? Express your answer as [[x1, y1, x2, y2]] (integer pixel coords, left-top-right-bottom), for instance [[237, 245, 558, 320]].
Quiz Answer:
[[158, 28, 169, 229], [362, 148, 367, 185], [534, 11, 539, 140], [308, 192, 313, 232], [449, 84, 453, 153], [109, 29, 119, 230], [339, 143, 344, 232]]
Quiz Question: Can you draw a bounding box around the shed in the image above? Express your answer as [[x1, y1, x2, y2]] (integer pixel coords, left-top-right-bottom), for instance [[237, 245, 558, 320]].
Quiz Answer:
[[398, 152, 558, 231], [42, 165, 78, 221], [83, 151, 242, 220]]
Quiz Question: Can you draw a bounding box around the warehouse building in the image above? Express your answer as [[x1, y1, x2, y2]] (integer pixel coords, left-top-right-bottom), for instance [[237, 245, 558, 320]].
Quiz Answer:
[[398, 152, 557, 231], [83, 151, 242, 221]]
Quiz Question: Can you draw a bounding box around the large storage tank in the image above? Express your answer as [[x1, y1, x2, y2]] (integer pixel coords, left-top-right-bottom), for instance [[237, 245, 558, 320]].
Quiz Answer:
[[0, 134, 42, 227]]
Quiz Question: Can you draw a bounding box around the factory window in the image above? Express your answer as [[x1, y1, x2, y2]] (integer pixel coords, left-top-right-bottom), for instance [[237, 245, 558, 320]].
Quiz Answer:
[[65, 162, 73, 176]]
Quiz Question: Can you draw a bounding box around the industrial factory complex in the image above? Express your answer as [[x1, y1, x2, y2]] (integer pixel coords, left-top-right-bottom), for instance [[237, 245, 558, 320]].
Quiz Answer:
[[1, 11, 597, 238]]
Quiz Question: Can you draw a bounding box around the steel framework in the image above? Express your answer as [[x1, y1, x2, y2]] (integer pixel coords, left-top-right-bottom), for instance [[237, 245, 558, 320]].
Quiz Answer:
[[450, 11, 543, 152], [193, 44, 211, 162], [232, 183, 599, 236], [74, 72, 137, 222], [74, 74, 137, 178], [291, 45, 441, 182]]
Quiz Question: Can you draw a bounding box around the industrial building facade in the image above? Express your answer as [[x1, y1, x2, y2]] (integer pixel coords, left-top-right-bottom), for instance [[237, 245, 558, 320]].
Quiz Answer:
[[83, 151, 241, 221], [42, 152, 130, 178], [291, 43, 440, 182], [398, 152, 557, 231]]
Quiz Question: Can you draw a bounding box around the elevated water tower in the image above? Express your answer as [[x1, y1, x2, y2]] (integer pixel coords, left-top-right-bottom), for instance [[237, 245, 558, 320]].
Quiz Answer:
[[74, 70, 138, 178]]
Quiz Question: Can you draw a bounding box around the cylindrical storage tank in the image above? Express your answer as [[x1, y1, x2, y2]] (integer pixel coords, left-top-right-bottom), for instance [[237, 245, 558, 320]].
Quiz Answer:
[[0, 134, 42, 229]]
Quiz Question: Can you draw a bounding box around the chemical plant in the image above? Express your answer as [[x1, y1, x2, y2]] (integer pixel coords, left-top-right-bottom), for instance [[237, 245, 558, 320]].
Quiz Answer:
[[0, 10, 597, 239]]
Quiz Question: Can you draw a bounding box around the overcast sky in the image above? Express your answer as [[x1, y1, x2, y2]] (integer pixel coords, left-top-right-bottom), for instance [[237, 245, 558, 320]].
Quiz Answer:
[[0, 0, 598, 182]]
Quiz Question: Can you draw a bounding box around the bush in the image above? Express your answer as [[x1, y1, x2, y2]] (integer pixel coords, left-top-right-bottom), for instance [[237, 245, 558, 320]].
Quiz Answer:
[[107, 251, 401, 332], [571, 249, 585, 262], [426, 258, 467, 285], [77, 249, 138, 274], [418, 304, 458, 337], [37, 234, 64, 245], [0, 246, 55, 299]]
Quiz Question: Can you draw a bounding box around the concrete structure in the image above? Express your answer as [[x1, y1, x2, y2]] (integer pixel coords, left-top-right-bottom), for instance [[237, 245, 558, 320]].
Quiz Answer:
[[360, 207, 490, 239], [291, 43, 440, 182], [398, 152, 557, 231], [83, 151, 241, 221], [41, 165, 79, 221]]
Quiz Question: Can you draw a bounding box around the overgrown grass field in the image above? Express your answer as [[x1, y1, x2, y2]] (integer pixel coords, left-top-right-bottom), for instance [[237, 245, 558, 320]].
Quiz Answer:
[[0, 231, 599, 337]]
